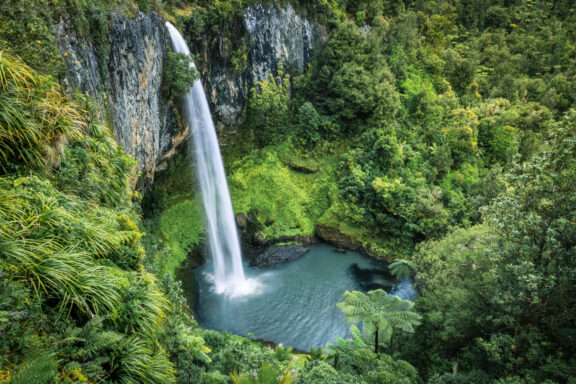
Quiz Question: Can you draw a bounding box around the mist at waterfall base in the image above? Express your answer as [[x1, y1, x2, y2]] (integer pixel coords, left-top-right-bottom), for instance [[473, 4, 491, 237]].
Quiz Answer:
[[165, 22, 257, 297], [194, 245, 418, 351]]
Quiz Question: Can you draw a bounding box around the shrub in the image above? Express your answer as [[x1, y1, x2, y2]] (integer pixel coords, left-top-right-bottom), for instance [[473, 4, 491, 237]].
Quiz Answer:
[[164, 52, 199, 100]]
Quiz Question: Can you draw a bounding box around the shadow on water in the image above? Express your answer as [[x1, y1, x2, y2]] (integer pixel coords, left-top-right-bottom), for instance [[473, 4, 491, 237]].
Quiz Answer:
[[348, 263, 395, 292]]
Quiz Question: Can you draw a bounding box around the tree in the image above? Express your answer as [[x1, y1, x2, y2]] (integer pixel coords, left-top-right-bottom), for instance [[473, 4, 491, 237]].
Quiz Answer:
[[295, 101, 323, 147], [407, 111, 576, 382], [245, 71, 290, 147], [389, 259, 417, 279], [163, 52, 199, 100], [338, 289, 421, 354]]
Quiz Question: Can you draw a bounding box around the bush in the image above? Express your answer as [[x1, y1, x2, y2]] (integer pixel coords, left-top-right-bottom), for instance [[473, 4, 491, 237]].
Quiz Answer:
[[164, 52, 199, 100]]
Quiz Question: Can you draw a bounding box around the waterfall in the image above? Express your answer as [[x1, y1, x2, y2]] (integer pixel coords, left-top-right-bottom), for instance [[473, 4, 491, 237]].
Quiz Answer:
[[165, 22, 255, 297]]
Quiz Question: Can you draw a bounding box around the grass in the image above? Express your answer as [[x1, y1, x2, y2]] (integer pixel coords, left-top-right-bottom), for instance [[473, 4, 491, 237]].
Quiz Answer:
[[159, 197, 205, 275]]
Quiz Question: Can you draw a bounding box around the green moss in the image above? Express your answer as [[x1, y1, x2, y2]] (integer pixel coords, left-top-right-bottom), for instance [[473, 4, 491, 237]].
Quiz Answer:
[[158, 197, 204, 275], [228, 143, 339, 240], [141, 148, 205, 276]]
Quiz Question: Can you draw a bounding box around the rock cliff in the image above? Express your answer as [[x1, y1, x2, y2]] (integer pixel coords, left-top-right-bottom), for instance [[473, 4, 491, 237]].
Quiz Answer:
[[55, 10, 180, 187], [192, 5, 327, 129], [55, 5, 326, 186]]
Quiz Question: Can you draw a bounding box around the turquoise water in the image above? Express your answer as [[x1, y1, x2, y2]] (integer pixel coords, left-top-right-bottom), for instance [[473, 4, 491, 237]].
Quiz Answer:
[[193, 244, 416, 351]]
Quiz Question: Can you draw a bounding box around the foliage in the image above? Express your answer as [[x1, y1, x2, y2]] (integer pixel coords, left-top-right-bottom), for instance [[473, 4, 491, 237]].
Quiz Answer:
[[404, 111, 576, 382], [0, 53, 179, 383], [178, 1, 576, 383], [164, 51, 200, 100], [8, 354, 59, 384], [338, 289, 422, 354], [0, 51, 83, 173], [219, 0, 574, 263], [321, 336, 420, 384], [4, 1, 576, 384], [0, 0, 135, 77], [158, 198, 204, 274], [389, 259, 417, 279], [228, 143, 339, 239], [244, 69, 291, 148], [230, 363, 296, 384], [140, 147, 205, 276]]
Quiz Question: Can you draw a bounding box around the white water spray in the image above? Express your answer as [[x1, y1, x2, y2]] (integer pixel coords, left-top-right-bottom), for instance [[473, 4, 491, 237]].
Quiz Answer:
[[165, 22, 256, 297]]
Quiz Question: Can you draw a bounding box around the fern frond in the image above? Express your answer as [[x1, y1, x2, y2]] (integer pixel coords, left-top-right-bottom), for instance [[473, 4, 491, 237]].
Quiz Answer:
[[389, 259, 417, 279]]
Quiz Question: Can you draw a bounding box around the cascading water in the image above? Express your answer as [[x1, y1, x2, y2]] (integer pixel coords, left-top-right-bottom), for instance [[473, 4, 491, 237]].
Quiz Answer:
[[165, 22, 256, 297]]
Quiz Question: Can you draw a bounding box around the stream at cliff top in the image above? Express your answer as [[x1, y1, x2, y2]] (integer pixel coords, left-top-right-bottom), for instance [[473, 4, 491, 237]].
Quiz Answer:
[[193, 244, 417, 351]]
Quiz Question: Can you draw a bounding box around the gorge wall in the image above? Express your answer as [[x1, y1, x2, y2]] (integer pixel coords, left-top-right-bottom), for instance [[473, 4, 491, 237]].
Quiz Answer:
[[191, 4, 328, 130], [55, 5, 326, 186], [55, 10, 181, 187]]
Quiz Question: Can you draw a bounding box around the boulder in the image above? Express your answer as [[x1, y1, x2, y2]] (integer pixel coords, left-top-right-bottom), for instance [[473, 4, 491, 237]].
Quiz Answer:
[[236, 212, 248, 228], [250, 244, 309, 268]]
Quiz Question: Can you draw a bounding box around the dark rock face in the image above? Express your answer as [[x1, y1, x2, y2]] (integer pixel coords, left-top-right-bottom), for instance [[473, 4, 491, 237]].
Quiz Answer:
[[55, 11, 180, 187], [315, 224, 388, 261], [107, 11, 179, 185], [236, 213, 248, 228], [192, 5, 328, 129], [315, 224, 362, 251], [250, 244, 309, 268]]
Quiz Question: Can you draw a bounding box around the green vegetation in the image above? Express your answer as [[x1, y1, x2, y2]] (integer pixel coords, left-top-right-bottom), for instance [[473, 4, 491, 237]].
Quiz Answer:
[[159, 198, 204, 272], [2, 0, 576, 383], [163, 52, 199, 100], [388, 260, 417, 280], [0, 0, 138, 78], [195, 0, 575, 382], [0, 51, 179, 382], [140, 148, 204, 277], [228, 142, 339, 239], [222, 0, 575, 260], [338, 290, 422, 354], [405, 114, 576, 383]]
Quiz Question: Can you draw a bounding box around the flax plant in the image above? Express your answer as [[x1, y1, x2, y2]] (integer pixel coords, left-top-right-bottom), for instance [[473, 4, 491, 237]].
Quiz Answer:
[[0, 50, 84, 172]]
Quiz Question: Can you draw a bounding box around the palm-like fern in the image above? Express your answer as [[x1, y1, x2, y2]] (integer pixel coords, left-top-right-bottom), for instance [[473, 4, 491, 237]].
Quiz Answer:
[[337, 289, 422, 354], [0, 233, 122, 317], [8, 353, 59, 384], [230, 363, 296, 384], [389, 259, 417, 279], [0, 50, 178, 384], [0, 173, 151, 317]]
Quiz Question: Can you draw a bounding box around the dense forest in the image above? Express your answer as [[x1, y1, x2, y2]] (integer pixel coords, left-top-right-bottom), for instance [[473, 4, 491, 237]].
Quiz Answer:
[[1, 0, 575, 383]]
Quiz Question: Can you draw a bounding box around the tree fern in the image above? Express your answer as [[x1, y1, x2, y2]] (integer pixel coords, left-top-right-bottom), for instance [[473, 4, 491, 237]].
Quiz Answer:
[[338, 289, 422, 353], [9, 354, 59, 384], [389, 259, 417, 279]]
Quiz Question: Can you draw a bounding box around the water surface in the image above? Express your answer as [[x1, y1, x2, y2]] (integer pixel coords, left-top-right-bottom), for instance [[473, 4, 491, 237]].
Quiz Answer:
[[193, 244, 416, 351]]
